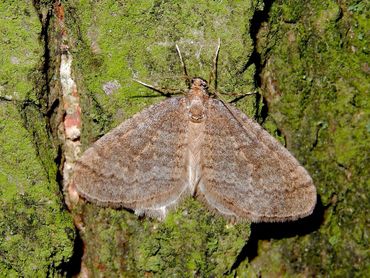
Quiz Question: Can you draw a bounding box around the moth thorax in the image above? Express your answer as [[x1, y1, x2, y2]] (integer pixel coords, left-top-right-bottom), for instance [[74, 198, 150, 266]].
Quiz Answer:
[[188, 97, 207, 123]]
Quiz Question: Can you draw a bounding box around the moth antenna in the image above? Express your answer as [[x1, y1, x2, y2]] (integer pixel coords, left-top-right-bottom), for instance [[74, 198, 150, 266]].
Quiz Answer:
[[175, 44, 191, 88], [209, 38, 221, 93], [133, 79, 173, 97]]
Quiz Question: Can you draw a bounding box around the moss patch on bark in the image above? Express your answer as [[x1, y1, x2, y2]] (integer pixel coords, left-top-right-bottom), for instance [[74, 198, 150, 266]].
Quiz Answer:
[[0, 103, 74, 275]]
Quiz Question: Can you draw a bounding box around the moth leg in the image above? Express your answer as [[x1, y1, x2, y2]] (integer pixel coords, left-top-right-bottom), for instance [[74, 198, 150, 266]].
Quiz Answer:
[[133, 79, 182, 97], [218, 90, 256, 97], [224, 91, 257, 103]]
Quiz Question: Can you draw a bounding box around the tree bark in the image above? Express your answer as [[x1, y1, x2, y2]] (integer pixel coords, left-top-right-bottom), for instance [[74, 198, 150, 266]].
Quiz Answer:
[[0, 0, 367, 276]]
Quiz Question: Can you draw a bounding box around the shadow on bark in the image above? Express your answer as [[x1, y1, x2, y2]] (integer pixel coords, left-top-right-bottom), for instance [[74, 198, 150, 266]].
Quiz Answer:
[[231, 195, 325, 269], [56, 231, 83, 277]]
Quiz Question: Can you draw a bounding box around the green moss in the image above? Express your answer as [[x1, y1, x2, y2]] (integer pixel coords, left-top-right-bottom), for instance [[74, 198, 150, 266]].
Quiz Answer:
[[281, 0, 305, 23], [0, 104, 74, 275], [0, 1, 75, 275], [81, 198, 250, 276], [0, 1, 41, 102]]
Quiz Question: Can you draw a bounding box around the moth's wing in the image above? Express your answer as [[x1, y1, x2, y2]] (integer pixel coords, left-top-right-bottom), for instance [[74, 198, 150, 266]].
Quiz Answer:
[[200, 99, 316, 222], [71, 97, 189, 218]]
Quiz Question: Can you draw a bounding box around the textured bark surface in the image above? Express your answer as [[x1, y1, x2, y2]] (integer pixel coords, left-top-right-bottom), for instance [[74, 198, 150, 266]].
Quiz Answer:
[[0, 0, 368, 276], [248, 1, 369, 276]]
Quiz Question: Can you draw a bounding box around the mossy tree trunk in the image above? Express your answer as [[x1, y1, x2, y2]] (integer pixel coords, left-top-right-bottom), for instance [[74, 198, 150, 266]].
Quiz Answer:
[[0, 0, 368, 276], [249, 1, 369, 276], [0, 1, 75, 276]]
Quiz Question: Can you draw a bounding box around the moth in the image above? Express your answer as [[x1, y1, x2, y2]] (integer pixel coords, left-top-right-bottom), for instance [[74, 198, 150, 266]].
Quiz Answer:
[[71, 42, 316, 222]]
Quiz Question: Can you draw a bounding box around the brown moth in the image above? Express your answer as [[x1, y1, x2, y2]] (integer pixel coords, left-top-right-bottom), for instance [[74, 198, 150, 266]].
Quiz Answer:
[[71, 43, 316, 222]]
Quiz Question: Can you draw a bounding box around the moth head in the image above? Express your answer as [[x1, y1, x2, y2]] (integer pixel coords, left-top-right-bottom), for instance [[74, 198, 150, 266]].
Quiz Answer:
[[190, 77, 208, 93]]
